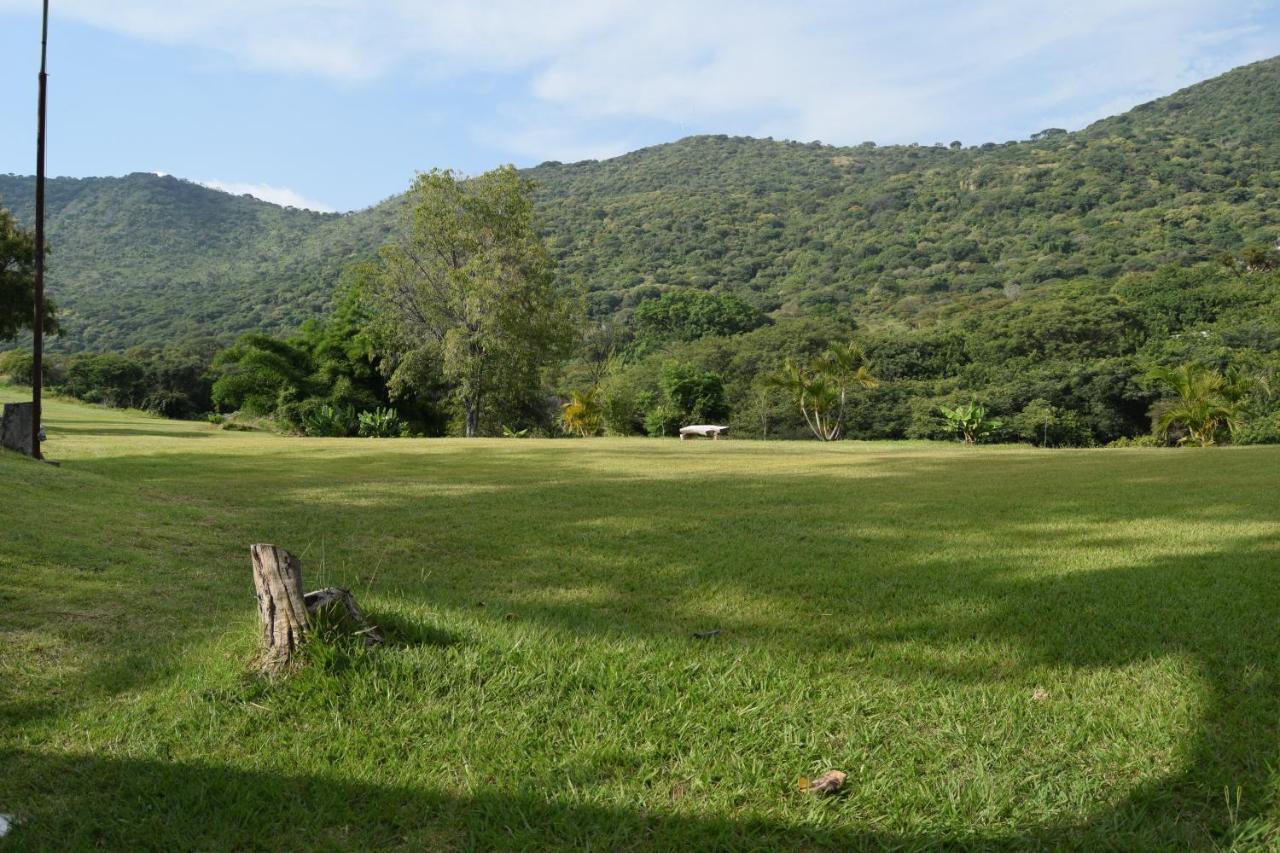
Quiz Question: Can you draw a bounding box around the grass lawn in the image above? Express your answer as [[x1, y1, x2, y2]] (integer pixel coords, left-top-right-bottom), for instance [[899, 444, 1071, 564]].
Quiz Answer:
[[1, 386, 1278, 850]]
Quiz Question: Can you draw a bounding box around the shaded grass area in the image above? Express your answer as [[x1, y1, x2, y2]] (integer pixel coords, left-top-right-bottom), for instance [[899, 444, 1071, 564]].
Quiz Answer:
[[1, 388, 1278, 849]]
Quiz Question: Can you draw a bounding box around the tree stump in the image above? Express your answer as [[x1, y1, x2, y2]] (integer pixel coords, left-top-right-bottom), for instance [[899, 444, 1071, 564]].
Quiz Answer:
[[304, 586, 384, 646], [250, 544, 310, 673], [250, 544, 383, 674]]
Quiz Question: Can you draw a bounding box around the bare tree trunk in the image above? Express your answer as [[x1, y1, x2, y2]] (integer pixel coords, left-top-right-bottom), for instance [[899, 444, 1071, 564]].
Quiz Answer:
[[463, 385, 483, 437], [250, 545, 384, 674], [250, 544, 308, 674]]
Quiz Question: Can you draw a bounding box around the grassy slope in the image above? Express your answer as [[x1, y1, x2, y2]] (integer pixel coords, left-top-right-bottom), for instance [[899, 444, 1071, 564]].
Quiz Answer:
[[1, 388, 1278, 849]]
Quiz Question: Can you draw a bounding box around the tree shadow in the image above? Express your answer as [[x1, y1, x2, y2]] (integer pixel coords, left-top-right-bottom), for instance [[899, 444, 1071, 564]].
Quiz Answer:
[[0, 749, 928, 851], [5, 441, 1279, 846], [48, 425, 215, 439], [368, 609, 465, 649]]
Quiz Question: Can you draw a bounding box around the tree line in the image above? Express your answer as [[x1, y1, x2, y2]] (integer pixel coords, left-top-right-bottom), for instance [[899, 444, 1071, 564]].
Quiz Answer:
[[2, 167, 1279, 447]]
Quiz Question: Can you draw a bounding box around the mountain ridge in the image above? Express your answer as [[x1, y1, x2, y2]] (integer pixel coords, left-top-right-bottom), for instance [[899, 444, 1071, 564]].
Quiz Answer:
[[1, 54, 1278, 352]]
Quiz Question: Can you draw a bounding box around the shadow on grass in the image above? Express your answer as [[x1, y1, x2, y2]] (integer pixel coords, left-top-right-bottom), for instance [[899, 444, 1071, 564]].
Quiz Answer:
[[0, 749, 916, 851], [369, 609, 465, 649], [49, 425, 214, 439], [6, 443, 1280, 846]]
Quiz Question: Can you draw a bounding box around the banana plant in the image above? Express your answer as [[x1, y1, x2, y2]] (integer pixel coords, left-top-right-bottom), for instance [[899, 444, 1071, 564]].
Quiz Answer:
[[940, 400, 1002, 445]]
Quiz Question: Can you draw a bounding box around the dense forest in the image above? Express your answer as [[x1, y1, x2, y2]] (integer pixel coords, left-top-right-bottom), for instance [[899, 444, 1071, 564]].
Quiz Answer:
[[0, 56, 1277, 353], [1, 56, 1279, 444]]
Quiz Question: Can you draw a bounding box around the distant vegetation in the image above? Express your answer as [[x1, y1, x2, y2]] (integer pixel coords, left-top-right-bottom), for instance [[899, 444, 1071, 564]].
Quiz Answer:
[[2, 56, 1280, 443], [0, 207, 57, 340]]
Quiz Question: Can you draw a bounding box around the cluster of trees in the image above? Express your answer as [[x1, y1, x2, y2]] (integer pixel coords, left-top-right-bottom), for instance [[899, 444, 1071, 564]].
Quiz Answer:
[[0, 208, 57, 341], [549, 247, 1280, 446], [1, 168, 572, 439], [4, 155, 1279, 446]]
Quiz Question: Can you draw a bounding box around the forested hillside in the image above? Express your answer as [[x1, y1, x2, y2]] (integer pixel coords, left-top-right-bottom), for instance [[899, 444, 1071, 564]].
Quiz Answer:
[[0, 55, 1278, 352]]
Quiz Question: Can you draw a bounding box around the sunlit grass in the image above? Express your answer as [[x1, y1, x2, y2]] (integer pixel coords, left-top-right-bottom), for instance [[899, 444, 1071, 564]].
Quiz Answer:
[[1, 386, 1278, 849]]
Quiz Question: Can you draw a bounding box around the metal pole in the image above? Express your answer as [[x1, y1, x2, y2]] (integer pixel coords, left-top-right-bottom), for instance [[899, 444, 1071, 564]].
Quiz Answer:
[[31, 0, 48, 459]]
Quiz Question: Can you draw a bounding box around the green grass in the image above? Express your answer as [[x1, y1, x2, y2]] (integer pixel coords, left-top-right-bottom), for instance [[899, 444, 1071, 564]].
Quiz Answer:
[[2, 387, 1278, 850]]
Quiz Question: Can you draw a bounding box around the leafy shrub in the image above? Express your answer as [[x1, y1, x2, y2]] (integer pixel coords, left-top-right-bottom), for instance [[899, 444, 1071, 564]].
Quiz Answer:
[[1233, 413, 1280, 446], [357, 407, 407, 438], [300, 401, 358, 437], [643, 403, 682, 437], [1010, 399, 1094, 447], [0, 349, 33, 384], [600, 384, 643, 436], [1106, 434, 1162, 448], [501, 424, 530, 438], [940, 400, 1002, 444], [560, 388, 603, 436], [61, 352, 149, 408], [219, 417, 259, 432]]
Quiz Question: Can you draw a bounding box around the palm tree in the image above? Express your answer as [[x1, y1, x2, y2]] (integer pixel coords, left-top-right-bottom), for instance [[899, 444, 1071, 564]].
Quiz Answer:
[[1220, 365, 1271, 439], [560, 387, 603, 437], [1149, 363, 1237, 447], [766, 342, 878, 441]]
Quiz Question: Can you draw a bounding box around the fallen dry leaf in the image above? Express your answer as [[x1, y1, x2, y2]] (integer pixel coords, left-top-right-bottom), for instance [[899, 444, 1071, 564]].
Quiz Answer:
[[800, 770, 847, 795]]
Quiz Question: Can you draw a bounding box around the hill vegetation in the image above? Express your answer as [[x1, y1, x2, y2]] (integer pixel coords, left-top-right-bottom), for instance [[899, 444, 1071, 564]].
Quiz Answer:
[[1, 57, 1279, 444], [0, 56, 1277, 353]]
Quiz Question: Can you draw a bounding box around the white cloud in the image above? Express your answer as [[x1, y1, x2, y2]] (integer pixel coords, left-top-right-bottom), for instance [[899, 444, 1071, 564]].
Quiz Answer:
[[2, 0, 1275, 162], [198, 179, 336, 212]]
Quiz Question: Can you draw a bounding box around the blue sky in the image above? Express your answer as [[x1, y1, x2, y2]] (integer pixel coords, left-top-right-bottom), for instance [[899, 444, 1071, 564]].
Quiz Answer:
[[0, 1, 1277, 212]]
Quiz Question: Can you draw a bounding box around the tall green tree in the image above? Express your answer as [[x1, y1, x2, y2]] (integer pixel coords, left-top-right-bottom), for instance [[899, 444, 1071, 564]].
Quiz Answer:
[[363, 167, 572, 437], [0, 208, 57, 341], [210, 333, 315, 415]]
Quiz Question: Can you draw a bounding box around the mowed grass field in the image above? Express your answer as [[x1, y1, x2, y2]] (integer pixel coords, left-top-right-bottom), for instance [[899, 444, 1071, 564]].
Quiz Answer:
[[1, 387, 1278, 850]]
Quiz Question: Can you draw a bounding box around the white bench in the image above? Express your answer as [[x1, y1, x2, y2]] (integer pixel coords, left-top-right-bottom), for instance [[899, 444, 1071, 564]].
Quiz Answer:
[[679, 424, 729, 440]]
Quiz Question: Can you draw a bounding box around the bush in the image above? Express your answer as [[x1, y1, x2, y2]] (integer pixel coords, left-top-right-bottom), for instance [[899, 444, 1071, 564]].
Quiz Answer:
[[1010, 399, 1094, 447], [300, 400, 358, 437], [1106, 434, 1162, 448], [599, 379, 645, 436], [0, 349, 33, 384], [218, 414, 262, 432], [643, 403, 683, 437], [357, 407, 407, 438], [61, 352, 148, 408], [1233, 413, 1280, 446]]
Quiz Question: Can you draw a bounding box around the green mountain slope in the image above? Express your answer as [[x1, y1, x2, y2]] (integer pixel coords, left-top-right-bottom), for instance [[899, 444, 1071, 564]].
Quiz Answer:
[[0, 173, 399, 350], [1, 55, 1278, 352]]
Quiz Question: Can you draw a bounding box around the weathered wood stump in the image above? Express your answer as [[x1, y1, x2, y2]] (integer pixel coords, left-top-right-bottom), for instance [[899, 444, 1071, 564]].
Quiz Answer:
[[305, 586, 385, 646], [250, 544, 382, 674], [250, 544, 309, 673], [1, 402, 34, 455]]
